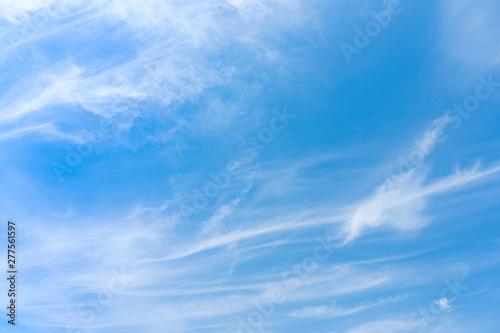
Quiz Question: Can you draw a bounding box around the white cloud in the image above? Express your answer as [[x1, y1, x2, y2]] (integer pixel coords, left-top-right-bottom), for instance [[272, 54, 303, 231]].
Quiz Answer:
[[436, 297, 451, 311], [0, 0, 320, 146], [343, 162, 500, 243], [289, 294, 406, 319], [0, 121, 82, 142], [347, 320, 414, 333], [0, 62, 82, 122], [441, 0, 500, 71], [0, 0, 64, 23]]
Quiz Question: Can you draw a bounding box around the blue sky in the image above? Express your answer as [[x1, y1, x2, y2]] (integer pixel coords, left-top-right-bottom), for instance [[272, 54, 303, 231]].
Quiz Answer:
[[1, 0, 500, 332]]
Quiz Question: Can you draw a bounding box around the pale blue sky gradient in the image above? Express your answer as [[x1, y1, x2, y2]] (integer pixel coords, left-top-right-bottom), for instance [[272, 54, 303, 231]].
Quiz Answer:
[[1, 0, 500, 332]]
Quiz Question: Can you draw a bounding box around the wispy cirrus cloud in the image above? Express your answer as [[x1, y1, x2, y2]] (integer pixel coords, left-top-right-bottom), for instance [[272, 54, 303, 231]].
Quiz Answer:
[[341, 108, 500, 243], [343, 162, 500, 243], [2, 1, 500, 332], [289, 294, 407, 319], [441, 0, 500, 71], [0, 0, 321, 147], [346, 320, 415, 333]]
